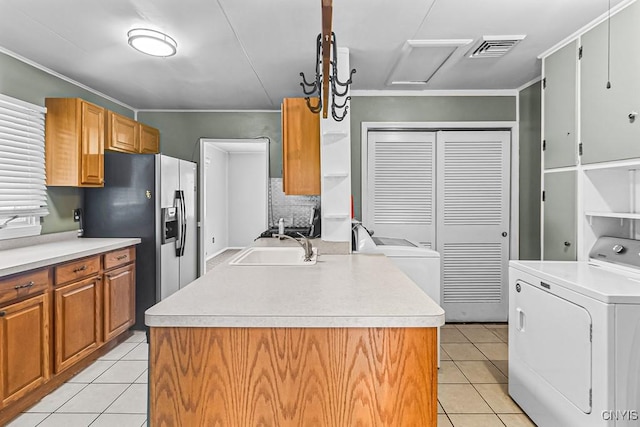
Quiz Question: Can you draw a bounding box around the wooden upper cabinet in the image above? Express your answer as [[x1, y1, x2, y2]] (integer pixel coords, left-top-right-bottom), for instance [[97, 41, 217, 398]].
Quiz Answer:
[[106, 112, 159, 154], [281, 98, 320, 195], [139, 123, 160, 154], [45, 98, 105, 187], [107, 111, 139, 153]]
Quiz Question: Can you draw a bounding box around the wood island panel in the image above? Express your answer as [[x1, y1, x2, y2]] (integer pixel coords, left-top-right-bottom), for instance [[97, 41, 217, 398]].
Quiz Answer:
[[150, 327, 437, 426]]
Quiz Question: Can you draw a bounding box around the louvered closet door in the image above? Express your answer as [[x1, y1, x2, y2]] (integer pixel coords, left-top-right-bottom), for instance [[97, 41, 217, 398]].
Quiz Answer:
[[365, 131, 436, 247], [437, 131, 510, 322]]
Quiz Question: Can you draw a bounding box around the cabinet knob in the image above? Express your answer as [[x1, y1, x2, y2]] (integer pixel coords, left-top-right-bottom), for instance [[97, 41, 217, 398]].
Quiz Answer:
[[630, 111, 638, 122], [0, 311, 5, 317], [564, 241, 571, 247]]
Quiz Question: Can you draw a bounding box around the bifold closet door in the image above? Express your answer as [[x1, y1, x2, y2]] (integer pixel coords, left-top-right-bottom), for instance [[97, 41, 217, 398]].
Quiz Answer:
[[436, 131, 511, 322], [365, 131, 436, 248]]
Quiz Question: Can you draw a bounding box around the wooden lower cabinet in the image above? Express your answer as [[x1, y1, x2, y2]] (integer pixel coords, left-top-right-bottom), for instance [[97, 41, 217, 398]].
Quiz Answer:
[[150, 327, 437, 426], [54, 276, 101, 373], [0, 294, 49, 407], [103, 264, 135, 342]]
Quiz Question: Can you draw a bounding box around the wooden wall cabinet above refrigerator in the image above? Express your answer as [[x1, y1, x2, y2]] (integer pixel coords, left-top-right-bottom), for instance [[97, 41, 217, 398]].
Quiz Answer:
[[106, 111, 160, 155], [45, 98, 105, 187], [281, 98, 320, 195]]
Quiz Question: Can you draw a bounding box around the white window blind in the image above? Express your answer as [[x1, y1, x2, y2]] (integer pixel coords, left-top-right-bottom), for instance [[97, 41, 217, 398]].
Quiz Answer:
[[0, 94, 48, 225]]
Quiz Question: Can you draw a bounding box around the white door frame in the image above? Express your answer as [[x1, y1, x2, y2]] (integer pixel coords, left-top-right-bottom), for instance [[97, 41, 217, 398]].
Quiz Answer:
[[361, 121, 520, 260], [198, 138, 270, 276]]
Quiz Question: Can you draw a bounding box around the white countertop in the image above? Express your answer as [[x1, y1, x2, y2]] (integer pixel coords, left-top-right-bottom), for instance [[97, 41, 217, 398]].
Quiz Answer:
[[0, 238, 141, 277], [510, 260, 640, 304], [146, 251, 445, 328]]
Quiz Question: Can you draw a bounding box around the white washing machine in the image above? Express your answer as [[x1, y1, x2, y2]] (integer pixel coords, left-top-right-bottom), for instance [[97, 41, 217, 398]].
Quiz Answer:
[[353, 222, 442, 363], [509, 237, 640, 427]]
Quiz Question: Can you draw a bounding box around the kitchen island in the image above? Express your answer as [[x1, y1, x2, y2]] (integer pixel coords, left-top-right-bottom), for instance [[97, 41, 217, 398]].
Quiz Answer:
[[146, 249, 444, 426]]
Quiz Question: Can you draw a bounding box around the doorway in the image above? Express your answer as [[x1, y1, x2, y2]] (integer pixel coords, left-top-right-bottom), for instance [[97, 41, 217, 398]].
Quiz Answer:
[[199, 138, 269, 275], [363, 128, 512, 321]]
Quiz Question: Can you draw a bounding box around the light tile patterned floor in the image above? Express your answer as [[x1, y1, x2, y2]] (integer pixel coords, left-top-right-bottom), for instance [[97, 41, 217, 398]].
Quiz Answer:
[[438, 323, 537, 427], [8, 331, 149, 427], [9, 323, 535, 427]]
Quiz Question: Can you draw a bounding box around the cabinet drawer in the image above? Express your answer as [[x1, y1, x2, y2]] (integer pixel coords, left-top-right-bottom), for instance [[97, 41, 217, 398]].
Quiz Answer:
[[104, 247, 135, 271], [55, 256, 101, 285], [0, 269, 50, 305]]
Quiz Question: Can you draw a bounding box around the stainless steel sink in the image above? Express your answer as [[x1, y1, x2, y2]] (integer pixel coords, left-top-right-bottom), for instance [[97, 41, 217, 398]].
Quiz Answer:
[[228, 247, 317, 266]]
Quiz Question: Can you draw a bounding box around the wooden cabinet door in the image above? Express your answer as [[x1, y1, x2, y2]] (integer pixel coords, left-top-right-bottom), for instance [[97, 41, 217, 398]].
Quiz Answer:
[[80, 101, 105, 186], [544, 41, 577, 169], [581, 1, 640, 164], [282, 98, 320, 195], [103, 264, 135, 342], [54, 277, 101, 373], [107, 112, 138, 153], [139, 124, 160, 154], [0, 294, 49, 406], [543, 171, 577, 260]]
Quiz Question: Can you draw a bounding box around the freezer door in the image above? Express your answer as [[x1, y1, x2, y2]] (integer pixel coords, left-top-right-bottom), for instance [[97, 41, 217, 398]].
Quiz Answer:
[[179, 159, 198, 289], [160, 156, 180, 300]]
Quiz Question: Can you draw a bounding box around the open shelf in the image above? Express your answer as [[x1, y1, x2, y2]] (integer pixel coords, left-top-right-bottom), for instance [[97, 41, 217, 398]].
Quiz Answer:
[[323, 172, 349, 178], [322, 131, 348, 144], [323, 213, 350, 219], [585, 211, 640, 220], [582, 159, 640, 172]]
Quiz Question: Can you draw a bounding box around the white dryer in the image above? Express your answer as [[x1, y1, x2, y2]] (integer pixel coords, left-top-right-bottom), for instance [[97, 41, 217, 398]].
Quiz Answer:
[[509, 237, 640, 427]]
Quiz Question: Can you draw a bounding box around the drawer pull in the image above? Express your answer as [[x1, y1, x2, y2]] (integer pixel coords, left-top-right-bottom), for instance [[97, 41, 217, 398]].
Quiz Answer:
[[14, 281, 35, 290], [116, 255, 128, 260], [73, 265, 88, 273], [0, 311, 5, 317]]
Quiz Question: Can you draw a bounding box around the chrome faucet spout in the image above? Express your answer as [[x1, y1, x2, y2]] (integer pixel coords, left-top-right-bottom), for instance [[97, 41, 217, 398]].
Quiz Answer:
[[272, 233, 314, 262]]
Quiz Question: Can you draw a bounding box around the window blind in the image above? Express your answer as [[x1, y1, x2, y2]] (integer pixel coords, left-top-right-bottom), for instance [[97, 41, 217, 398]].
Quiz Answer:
[[0, 94, 48, 219]]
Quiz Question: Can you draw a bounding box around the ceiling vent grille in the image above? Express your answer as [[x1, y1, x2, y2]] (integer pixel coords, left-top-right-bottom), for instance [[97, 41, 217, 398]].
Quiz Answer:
[[468, 35, 526, 58]]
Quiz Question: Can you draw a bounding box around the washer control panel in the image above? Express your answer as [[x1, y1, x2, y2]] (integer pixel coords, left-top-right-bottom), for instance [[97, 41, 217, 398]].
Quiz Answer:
[[589, 237, 640, 268]]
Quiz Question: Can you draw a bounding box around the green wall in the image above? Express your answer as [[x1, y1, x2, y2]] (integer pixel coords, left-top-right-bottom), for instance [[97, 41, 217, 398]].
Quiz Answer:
[[349, 96, 517, 219], [136, 111, 281, 176], [0, 51, 135, 234], [518, 83, 542, 260]]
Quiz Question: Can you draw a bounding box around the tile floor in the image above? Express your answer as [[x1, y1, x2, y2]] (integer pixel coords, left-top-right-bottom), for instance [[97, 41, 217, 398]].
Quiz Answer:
[[9, 323, 535, 427], [8, 331, 149, 427], [438, 324, 536, 427]]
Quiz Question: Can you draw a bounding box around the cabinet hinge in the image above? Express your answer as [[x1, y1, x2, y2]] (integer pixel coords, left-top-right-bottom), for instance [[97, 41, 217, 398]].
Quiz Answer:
[[590, 324, 593, 342], [579, 143, 583, 156], [542, 191, 546, 202], [579, 46, 583, 60], [542, 78, 546, 89], [589, 389, 592, 406], [542, 140, 546, 151]]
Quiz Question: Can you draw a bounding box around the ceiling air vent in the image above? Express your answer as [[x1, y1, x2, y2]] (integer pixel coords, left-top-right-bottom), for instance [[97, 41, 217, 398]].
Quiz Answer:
[[468, 35, 526, 58]]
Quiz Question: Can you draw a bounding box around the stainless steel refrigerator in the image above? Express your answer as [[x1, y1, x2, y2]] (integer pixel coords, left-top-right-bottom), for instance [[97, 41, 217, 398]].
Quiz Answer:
[[84, 152, 197, 330]]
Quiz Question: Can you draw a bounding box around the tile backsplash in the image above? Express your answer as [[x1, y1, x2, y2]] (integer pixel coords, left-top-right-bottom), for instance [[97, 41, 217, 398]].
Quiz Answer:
[[268, 178, 320, 228]]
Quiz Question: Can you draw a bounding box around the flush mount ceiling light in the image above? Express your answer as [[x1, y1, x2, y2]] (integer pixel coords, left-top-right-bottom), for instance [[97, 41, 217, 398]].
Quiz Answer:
[[127, 28, 177, 57]]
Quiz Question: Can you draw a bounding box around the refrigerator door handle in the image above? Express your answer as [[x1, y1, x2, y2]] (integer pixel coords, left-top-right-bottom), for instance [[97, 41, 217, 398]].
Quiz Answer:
[[175, 190, 184, 257], [179, 190, 187, 257]]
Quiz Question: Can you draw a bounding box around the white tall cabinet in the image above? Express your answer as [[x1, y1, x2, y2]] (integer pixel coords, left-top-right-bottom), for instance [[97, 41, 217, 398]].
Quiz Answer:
[[541, 0, 640, 261]]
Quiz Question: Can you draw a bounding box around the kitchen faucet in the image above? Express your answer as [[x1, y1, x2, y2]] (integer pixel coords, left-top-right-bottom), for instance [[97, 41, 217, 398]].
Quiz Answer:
[[272, 232, 314, 262]]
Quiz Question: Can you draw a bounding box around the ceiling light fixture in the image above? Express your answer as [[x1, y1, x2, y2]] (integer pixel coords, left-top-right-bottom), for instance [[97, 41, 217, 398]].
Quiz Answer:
[[127, 28, 177, 57]]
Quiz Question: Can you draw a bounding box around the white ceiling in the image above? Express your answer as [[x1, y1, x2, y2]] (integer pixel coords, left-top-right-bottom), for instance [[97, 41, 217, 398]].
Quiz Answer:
[[0, 0, 625, 110]]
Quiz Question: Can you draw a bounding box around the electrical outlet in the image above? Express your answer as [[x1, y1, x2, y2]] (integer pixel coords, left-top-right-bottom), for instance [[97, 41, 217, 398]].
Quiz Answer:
[[73, 208, 82, 222], [212, 237, 215, 243]]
